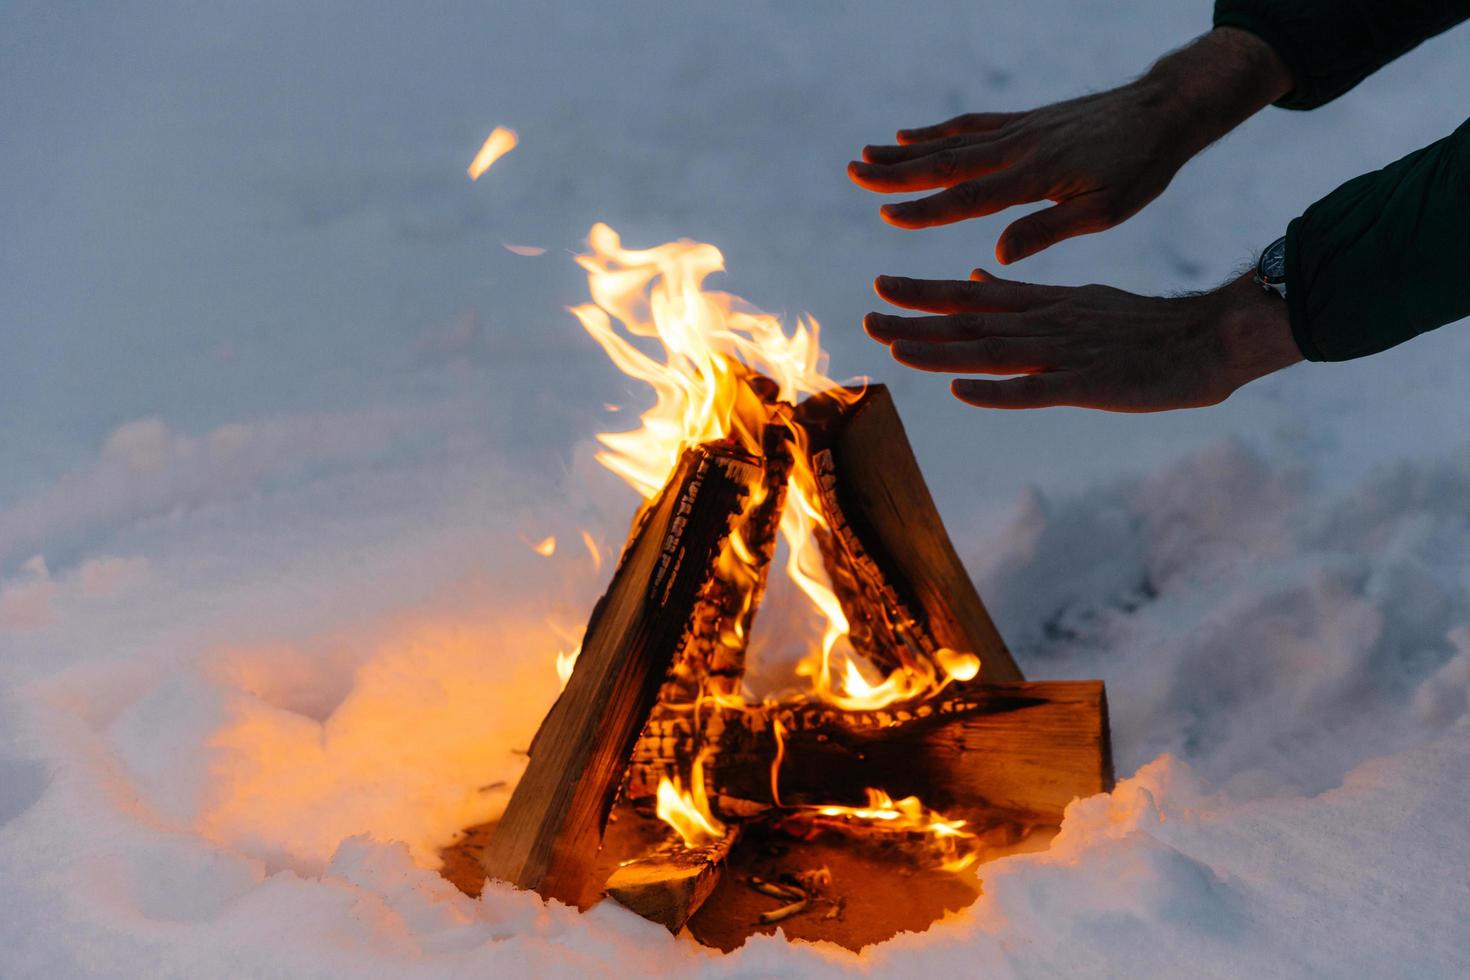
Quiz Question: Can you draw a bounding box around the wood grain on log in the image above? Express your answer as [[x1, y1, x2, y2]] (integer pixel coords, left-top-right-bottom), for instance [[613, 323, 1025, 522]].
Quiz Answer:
[[604, 825, 741, 931], [480, 443, 760, 907]]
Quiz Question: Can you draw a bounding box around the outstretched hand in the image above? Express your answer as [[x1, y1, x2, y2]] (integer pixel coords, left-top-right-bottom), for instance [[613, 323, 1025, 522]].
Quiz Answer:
[[865, 270, 1301, 412], [849, 88, 1192, 264], [849, 28, 1294, 264]]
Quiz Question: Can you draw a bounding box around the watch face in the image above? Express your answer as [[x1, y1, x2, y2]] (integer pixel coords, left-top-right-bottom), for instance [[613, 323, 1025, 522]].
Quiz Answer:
[[1259, 236, 1287, 283]]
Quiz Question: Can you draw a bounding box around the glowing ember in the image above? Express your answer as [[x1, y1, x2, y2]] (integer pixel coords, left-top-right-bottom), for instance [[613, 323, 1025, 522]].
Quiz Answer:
[[528, 535, 557, 557], [467, 126, 518, 180], [814, 788, 979, 872]]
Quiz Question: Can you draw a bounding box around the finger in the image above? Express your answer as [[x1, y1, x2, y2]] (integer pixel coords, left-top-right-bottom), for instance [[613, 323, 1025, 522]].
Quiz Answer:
[[996, 199, 1114, 264], [860, 133, 999, 165], [951, 374, 1079, 409], [881, 174, 1033, 229], [864, 311, 1045, 343], [848, 142, 1010, 193], [874, 275, 1061, 314], [897, 112, 1021, 144], [890, 337, 1060, 374]]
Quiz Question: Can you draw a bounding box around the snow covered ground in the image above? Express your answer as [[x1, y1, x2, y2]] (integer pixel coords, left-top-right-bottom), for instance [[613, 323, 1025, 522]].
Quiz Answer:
[[3, 1, 1470, 975]]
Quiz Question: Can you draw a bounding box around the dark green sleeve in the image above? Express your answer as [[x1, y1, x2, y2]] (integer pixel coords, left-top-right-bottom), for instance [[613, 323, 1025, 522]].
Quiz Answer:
[[1213, 1, 1470, 109], [1285, 117, 1470, 362]]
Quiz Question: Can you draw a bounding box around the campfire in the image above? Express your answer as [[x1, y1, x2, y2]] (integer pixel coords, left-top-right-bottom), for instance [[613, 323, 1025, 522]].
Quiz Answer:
[[442, 224, 1113, 949]]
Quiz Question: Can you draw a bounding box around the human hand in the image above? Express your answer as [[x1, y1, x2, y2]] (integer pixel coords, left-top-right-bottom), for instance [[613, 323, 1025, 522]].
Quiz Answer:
[[864, 269, 1301, 411], [848, 28, 1293, 264]]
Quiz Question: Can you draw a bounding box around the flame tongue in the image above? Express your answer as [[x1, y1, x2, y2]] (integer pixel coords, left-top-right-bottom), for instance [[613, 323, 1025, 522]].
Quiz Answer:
[[655, 750, 725, 848]]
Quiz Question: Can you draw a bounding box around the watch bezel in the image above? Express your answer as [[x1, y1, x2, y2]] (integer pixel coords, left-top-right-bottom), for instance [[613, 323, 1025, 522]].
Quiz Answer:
[[1257, 235, 1288, 286]]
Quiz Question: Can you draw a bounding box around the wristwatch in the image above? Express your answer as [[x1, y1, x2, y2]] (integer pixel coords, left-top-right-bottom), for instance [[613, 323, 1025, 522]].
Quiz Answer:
[[1255, 235, 1287, 299]]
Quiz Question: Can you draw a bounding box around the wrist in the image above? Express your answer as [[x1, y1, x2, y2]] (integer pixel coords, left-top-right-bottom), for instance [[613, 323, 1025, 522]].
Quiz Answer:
[[1140, 27, 1294, 159], [1212, 271, 1303, 390]]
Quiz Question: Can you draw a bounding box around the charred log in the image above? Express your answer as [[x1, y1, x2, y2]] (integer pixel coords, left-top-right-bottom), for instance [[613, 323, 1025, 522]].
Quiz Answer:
[[628, 680, 1111, 825], [795, 384, 1024, 683]]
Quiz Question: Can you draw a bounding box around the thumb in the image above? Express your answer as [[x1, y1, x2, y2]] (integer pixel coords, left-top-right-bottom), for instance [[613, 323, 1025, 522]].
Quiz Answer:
[[996, 199, 1108, 264]]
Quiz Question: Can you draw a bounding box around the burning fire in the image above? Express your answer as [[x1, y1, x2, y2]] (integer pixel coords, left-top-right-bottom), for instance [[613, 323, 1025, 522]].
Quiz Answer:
[[552, 222, 985, 861], [569, 223, 974, 711]]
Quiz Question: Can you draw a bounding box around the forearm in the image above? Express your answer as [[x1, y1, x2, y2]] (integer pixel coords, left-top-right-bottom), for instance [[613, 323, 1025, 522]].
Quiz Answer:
[[1215, 0, 1470, 110], [1287, 117, 1470, 361], [1137, 27, 1294, 162]]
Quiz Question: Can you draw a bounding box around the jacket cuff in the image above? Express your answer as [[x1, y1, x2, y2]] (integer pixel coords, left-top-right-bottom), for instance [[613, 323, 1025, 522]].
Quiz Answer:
[[1283, 216, 1323, 362]]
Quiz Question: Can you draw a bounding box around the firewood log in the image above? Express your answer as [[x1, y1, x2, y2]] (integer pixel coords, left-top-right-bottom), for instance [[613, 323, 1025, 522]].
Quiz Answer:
[[603, 825, 741, 931], [481, 443, 761, 907], [796, 384, 1024, 683], [628, 680, 1112, 825]]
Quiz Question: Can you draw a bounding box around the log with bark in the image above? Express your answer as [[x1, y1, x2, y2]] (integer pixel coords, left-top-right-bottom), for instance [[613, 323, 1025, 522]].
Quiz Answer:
[[479, 442, 761, 907]]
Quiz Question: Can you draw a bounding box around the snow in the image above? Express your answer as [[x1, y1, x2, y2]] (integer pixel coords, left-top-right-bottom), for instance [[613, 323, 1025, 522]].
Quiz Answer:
[[4, 0, 1470, 975]]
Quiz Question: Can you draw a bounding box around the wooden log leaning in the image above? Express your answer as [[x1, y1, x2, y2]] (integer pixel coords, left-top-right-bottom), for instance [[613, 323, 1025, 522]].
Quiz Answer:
[[628, 680, 1112, 826], [796, 384, 1025, 683], [604, 826, 741, 932], [481, 443, 761, 907]]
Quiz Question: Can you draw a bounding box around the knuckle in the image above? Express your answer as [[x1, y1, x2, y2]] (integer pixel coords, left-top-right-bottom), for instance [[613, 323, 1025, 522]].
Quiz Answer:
[[956, 313, 988, 338], [932, 149, 960, 179], [974, 335, 1002, 364], [953, 179, 984, 210]]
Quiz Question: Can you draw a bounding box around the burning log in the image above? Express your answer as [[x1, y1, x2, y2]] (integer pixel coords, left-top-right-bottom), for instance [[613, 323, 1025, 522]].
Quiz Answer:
[[628, 680, 1111, 825], [658, 377, 794, 704], [604, 825, 741, 931], [796, 384, 1024, 683], [480, 443, 761, 907]]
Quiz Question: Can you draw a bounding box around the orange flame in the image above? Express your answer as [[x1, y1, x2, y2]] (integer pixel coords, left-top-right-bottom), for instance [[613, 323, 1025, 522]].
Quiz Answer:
[[655, 749, 725, 848], [571, 222, 843, 500], [571, 224, 920, 711], [816, 788, 978, 872]]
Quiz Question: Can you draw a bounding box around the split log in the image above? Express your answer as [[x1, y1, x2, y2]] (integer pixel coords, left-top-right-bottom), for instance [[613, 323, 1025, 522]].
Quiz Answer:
[[796, 384, 1024, 683], [628, 680, 1111, 825], [481, 443, 761, 907], [604, 825, 741, 931]]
